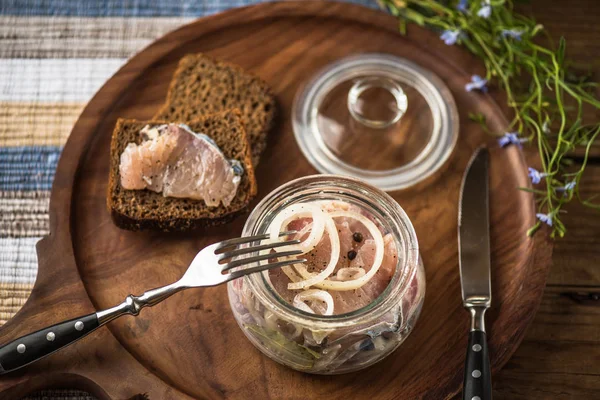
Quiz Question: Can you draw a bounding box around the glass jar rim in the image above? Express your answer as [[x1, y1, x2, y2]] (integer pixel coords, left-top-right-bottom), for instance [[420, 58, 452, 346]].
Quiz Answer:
[[241, 174, 420, 330]]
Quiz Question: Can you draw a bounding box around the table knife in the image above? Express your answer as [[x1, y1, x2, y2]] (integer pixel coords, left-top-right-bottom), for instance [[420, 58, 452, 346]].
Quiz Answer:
[[458, 147, 492, 400]]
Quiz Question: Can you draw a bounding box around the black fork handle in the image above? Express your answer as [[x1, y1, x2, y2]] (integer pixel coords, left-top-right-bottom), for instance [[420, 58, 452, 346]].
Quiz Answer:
[[0, 313, 99, 374]]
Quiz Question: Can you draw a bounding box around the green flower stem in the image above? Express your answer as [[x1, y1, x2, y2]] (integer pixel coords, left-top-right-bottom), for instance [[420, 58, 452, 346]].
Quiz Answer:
[[378, 0, 600, 237]]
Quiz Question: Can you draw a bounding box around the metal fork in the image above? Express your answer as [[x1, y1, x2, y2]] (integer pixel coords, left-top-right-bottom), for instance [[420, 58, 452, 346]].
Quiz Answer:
[[0, 232, 304, 374]]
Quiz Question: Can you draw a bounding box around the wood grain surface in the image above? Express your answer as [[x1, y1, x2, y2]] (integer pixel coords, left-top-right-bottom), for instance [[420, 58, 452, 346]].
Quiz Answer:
[[3, 0, 596, 399], [492, 1, 600, 398]]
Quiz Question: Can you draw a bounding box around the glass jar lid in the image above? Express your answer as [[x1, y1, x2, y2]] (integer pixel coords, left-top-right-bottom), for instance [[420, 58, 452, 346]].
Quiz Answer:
[[292, 53, 459, 191]]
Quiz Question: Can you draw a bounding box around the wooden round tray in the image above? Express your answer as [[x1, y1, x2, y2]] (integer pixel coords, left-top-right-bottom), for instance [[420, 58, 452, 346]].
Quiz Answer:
[[0, 2, 552, 399]]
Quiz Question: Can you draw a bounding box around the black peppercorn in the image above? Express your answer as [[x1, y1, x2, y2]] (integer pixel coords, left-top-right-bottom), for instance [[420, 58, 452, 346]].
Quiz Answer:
[[352, 232, 363, 242], [347, 250, 357, 260]]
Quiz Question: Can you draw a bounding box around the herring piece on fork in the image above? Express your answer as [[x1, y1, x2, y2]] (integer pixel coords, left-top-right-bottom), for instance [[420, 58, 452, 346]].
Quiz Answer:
[[0, 232, 305, 374]]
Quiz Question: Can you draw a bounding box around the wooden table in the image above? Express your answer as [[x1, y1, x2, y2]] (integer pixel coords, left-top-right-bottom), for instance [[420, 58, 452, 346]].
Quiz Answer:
[[494, 1, 600, 398], [2, 1, 598, 399]]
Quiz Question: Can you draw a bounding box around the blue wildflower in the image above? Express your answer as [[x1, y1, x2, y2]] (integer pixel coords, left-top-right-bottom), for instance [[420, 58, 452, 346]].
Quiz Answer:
[[501, 29, 524, 40], [565, 181, 576, 191], [465, 75, 488, 92], [528, 167, 547, 184], [556, 181, 576, 197], [477, 2, 491, 18], [498, 132, 528, 148], [536, 213, 553, 227], [440, 30, 462, 45], [457, 0, 469, 13]]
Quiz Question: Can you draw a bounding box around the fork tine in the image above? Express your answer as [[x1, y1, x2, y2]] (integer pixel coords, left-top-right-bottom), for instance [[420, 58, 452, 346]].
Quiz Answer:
[[221, 250, 303, 272], [225, 258, 307, 281], [219, 239, 301, 261], [214, 230, 297, 253]]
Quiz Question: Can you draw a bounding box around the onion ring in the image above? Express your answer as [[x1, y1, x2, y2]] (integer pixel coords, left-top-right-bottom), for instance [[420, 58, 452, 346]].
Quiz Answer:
[[288, 213, 339, 290], [335, 267, 366, 281], [268, 203, 325, 254], [293, 289, 334, 315], [281, 222, 315, 282]]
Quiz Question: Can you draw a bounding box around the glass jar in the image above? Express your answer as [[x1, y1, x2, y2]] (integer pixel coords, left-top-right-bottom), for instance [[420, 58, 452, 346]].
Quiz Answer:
[[227, 175, 425, 374]]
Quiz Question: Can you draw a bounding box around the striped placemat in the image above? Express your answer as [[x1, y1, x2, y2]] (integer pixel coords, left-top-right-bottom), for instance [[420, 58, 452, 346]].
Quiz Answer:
[[22, 390, 96, 400], [0, 0, 377, 398]]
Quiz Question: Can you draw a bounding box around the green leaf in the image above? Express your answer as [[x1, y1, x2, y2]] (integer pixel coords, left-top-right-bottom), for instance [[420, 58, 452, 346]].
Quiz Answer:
[[399, 18, 407, 35], [402, 8, 426, 26], [243, 324, 319, 370], [518, 187, 547, 195], [468, 112, 486, 123], [557, 37, 566, 67], [560, 158, 575, 166]]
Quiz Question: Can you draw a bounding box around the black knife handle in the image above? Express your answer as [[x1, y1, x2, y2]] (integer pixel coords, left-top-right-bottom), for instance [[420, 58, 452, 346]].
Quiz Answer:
[[463, 330, 492, 400], [0, 313, 99, 374]]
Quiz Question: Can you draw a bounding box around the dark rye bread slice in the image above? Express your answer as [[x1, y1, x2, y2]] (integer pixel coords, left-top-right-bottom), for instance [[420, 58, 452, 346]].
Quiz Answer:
[[153, 53, 277, 167], [107, 110, 257, 232]]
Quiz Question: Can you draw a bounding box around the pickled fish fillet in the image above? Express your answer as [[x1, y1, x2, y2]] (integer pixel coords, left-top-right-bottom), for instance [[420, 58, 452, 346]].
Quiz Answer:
[[270, 211, 396, 314], [119, 124, 243, 207]]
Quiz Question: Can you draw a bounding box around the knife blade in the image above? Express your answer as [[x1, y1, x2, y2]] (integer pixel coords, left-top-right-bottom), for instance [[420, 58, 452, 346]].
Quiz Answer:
[[458, 147, 492, 309], [458, 147, 493, 400]]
